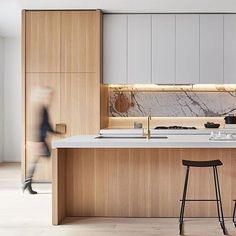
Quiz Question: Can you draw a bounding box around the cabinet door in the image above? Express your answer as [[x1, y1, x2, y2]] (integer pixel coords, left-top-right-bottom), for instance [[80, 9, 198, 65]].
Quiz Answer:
[[176, 14, 199, 84], [26, 73, 61, 182], [128, 15, 151, 84], [224, 14, 236, 84], [61, 73, 100, 136], [103, 14, 127, 84], [61, 11, 100, 73], [200, 14, 223, 84], [25, 11, 60, 73], [152, 14, 175, 84]]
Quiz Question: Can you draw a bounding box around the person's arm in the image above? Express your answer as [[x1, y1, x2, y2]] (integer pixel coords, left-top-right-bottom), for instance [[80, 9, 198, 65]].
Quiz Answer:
[[46, 120, 54, 133], [44, 108, 58, 134]]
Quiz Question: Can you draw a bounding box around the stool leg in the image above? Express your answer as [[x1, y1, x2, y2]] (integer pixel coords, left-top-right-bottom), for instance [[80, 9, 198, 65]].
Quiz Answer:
[[213, 166, 226, 235], [233, 201, 236, 227], [215, 167, 226, 235], [179, 166, 190, 235], [213, 167, 221, 223]]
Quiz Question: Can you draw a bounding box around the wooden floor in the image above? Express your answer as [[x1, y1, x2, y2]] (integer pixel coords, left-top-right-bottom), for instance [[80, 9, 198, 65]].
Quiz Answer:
[[1, 163, 236, 236]]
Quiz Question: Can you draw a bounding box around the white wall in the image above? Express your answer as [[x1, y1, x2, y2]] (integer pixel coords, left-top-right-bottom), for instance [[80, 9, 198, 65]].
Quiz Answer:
[[3, 37, 21, 162], [0, 37, 4, 162], [18, 0, 236, 13], [2, 0, 236, 37]]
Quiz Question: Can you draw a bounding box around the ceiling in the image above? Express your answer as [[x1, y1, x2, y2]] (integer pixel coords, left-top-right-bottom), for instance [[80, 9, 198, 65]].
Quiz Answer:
[[0, 0, 236, 37]]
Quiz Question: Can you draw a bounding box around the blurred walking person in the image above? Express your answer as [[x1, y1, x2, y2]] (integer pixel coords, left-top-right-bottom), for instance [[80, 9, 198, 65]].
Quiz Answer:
[[23, 86, 58, 194]]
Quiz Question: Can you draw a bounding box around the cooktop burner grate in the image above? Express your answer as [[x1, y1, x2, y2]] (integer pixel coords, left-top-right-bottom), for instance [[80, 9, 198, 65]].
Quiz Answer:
[[154, 126, 197, 130]]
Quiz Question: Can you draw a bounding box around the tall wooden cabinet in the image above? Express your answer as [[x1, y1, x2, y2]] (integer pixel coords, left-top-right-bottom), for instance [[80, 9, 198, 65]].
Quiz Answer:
[[22, 10, 102, 182]]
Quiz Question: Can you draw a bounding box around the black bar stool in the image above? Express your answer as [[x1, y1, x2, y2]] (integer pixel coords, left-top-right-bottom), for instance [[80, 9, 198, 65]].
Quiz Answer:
[[233, 200, 236, 227], [179, 159, 226, 235]]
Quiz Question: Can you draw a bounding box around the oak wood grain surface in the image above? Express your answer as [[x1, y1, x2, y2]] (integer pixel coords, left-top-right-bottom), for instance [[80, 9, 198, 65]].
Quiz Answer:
[[26, 11, 61, 72], [60, 73, 100, 136], [61, 11, 100, 73], [53, 148, 236, 224], [23, 10, 102, 182]]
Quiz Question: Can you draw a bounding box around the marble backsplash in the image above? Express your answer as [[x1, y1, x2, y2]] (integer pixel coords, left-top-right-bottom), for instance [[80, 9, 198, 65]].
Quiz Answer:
[[109, 89, 236, 117]]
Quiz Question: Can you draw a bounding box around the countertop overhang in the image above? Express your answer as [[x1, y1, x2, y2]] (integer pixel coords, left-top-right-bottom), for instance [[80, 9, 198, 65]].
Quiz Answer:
[[53, 135, 236, 149]]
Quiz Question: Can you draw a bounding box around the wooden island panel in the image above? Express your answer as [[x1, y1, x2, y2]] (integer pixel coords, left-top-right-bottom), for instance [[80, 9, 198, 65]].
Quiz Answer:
[[53, 148, 236, 225]]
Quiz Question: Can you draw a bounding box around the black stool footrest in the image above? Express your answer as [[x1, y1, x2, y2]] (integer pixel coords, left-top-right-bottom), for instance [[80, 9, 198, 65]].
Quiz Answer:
[[180, 199, 220, 202]]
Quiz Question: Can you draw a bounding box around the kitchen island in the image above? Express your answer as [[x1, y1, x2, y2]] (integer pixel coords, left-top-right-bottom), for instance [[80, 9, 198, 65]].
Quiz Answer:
[[52, 135, 236, 225]]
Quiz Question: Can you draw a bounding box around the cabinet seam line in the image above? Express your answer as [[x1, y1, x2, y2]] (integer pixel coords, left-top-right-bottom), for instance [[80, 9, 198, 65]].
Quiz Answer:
[[223, 14, 224, 84], [150, 15, 152, 84], [199, 15, 201, 84], [175, 14, 176, 84], [126, 15, 128, 84]]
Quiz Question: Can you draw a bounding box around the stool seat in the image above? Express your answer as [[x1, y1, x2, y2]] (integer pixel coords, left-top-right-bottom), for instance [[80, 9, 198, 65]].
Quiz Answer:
[[182, 159, 222, 167]]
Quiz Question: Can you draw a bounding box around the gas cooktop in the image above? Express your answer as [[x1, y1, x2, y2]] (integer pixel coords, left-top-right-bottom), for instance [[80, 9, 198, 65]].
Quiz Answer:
[[154, 126, 197, 130]]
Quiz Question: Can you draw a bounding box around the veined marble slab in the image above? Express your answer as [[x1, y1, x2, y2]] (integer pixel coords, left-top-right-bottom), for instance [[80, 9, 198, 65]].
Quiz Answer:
[[109, 90, 236, 117]]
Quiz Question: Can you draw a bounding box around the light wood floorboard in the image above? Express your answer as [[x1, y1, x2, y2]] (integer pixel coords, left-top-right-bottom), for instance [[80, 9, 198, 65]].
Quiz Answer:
[[1, 163, 236, 235]]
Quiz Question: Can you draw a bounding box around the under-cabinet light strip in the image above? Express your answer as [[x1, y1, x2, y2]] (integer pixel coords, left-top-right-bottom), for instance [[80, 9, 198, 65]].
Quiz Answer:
[[107, 84, 236, 92]]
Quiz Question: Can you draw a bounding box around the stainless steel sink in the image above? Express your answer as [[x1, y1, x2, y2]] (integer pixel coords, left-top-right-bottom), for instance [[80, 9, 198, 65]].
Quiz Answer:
[[95, 135, 146, 139], [151, 136, 168, 139], [95, 135, 168, 139]]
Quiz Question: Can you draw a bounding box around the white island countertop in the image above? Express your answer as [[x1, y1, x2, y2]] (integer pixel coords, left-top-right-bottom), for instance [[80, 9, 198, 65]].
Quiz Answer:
[[53, 134, 236, 149], [100, 128, 236, 136]]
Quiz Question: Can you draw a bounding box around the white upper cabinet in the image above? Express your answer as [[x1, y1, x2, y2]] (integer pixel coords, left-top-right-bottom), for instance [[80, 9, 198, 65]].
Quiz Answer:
[[176, 14, 200, 84], [103, 14, 127, 84], [224, 14, 236, 84], [200, 14, 223, 84], [127, 15, 152, 84], [152, 14, 175, 84], [103, 13, 236, 85]]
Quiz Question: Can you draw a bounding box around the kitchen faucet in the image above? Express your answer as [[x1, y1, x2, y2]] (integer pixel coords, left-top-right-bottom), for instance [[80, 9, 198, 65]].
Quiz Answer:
[[147, 115, 151, 139]]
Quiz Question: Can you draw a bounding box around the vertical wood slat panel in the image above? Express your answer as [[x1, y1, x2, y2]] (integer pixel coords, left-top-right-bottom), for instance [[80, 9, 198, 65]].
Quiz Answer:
[[63, 148, 236, 218], [100, 85, 109, 129], [61, 11, 100, 73], [25, 11, 61, 72], [52, 149, 66, 225], [66, 149, 96, 216], [60, 73, 100, 136], [21, 10, 26, 182]]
